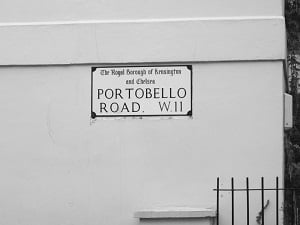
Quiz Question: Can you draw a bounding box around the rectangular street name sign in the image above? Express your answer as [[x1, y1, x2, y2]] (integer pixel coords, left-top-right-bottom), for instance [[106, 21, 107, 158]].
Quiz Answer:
[[91, 65, 192, 118]]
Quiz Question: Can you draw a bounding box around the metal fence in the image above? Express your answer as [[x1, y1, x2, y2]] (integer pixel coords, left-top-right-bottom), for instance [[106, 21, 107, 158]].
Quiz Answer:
[[213, 177, 300, 225]]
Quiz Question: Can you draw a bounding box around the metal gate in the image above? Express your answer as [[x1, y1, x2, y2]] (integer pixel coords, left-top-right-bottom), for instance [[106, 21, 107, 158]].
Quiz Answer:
[[214, 177, 300, 225]]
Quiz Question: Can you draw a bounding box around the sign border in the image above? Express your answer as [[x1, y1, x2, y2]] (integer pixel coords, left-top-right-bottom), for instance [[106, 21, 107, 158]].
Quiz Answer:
[[91, 65, 193, 118]]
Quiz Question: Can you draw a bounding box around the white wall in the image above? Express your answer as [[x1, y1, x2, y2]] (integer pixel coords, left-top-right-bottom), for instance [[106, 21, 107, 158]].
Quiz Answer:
[[0, 0, 283, 23], [0, 0, 286, 224], [0, 18, 285, 66], [0, 61, 284, 225]]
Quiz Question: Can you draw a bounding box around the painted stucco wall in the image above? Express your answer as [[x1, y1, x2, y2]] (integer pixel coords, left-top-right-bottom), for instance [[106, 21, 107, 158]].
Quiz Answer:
[[0, 0, 283, 23], [0, 0, 286, 225], [0, 61, 284, 225]]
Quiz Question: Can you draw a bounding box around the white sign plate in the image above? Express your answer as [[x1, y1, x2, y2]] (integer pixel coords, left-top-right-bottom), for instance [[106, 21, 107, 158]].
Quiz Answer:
[[91, 65, 192, 118]]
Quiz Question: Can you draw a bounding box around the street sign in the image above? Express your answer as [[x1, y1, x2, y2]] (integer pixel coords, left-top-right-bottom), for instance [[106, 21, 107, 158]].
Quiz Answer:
[[91, 65, 192, 118]]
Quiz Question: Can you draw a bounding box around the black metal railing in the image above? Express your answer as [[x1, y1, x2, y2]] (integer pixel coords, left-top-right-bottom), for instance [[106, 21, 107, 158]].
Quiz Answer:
[[213, 177, 300, 225]]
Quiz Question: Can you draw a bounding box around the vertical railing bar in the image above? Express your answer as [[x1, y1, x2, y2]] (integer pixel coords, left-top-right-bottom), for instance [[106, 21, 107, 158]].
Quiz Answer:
[[276, 176, 279, 225], [232, 177, 234, 225], [261, 177, 264, 225], [294, 190, 297, 225], [217, 177, 219, 225], [296, 208, 298, 225], [246, 177, 249, 225]]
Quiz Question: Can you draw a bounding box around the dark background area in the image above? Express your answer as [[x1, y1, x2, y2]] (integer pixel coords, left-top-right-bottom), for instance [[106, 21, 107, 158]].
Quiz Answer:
[[285, 0, 300, 224]]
